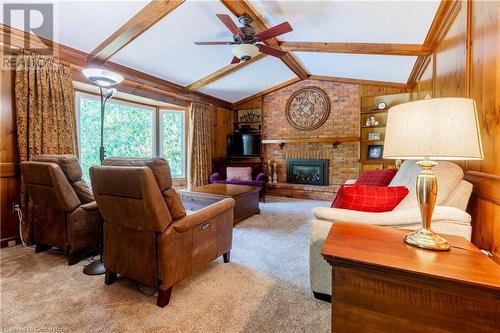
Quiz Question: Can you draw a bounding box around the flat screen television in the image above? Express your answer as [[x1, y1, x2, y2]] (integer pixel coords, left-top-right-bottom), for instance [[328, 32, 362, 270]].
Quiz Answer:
[[227, 134, 261, 157]]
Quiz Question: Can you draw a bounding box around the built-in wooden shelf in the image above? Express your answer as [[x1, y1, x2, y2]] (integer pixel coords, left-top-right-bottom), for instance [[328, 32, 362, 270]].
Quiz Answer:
[[360, 108, 389, 114], [361, 125, 386, 129], [235, 121, 261, 124], [361, 140, 385, 143], [234, 107, 262, 133], [262, 136, 359, 149], [359, 92, 411, 172]]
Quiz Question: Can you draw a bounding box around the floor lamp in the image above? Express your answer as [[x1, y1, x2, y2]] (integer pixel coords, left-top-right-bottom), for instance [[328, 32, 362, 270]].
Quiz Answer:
[[82, 67, 123, 275]]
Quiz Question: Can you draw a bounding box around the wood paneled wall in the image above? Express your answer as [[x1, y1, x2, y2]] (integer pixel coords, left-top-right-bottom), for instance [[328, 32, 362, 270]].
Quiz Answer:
[[212, 107, 234, 159], [0, 51, 20, 247], [358, 84, 409, 98], [412, 0, 500, 263], [213, 97, 262, 161]]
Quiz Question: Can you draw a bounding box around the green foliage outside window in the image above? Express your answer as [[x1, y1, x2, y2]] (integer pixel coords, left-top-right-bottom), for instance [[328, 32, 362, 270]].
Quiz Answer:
[[78, 94, 186, 182], [78, 96, 153, 182]]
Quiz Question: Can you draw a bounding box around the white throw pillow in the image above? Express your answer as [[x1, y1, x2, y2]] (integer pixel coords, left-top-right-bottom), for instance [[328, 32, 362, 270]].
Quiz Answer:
[[226, 167, 252, 181]]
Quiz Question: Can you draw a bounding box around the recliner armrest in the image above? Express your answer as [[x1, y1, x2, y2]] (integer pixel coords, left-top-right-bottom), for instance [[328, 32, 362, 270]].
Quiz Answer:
[[173, 198, 235, 233], [80, 201, 99, 211]]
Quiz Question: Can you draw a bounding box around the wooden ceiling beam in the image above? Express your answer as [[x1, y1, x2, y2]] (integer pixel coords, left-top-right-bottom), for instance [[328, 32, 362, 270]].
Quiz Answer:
[[87, 0, 184, 64], [279, 41, 431, 56], [1, 24, 231, 108], [219, 0, 309, 80], [406, 55, 432, 88], [310, 75, 412, 89], [407, 0, 462, 86], [422, 0, 462, 49], [186, 53, 267, 92]]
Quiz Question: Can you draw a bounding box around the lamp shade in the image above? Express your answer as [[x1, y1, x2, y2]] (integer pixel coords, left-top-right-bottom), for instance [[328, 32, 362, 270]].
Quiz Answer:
[[82, 68, 123, 87], [383, 98, 483, 160]]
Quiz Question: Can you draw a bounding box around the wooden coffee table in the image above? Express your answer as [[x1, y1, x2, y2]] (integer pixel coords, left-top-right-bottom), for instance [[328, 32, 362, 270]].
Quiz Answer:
[[179, 184, 261, 225]]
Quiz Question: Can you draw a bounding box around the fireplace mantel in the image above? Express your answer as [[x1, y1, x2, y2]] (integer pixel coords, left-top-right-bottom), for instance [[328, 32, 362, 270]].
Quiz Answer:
[[261, 136, 359, 149]]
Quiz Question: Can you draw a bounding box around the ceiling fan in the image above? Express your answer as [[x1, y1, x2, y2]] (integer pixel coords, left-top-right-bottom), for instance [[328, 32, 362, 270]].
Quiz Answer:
[[194, 14, 293, 64]]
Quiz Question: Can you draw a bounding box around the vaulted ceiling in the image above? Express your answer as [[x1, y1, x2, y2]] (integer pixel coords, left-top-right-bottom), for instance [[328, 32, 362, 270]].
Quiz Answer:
[[1, 0, 441, 104]]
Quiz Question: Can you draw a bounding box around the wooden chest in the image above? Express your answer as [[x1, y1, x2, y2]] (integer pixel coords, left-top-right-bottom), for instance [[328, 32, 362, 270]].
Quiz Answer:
[[180, 184, 260, 225]]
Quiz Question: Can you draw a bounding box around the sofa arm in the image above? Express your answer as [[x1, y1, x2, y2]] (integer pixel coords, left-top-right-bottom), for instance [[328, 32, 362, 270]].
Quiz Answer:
[[173, 198, 235, 233], [312, 205, 471, 227], [209, 172, 222, 183], [256, 172, 268, 183]]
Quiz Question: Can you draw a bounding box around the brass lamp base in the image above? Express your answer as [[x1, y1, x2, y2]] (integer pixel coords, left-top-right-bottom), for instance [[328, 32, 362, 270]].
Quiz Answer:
[[404, 159, 451, 251], [404, 227, 450, 251]]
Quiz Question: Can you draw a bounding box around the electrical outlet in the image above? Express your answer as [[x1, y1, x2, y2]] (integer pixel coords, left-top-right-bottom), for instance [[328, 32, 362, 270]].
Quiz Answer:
[[12, 202, 20, 213], [7, 240, 16, 247]]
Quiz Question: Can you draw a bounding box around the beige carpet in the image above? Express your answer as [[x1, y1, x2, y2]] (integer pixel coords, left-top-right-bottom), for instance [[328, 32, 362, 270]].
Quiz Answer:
[[0, 196, 331, 333]]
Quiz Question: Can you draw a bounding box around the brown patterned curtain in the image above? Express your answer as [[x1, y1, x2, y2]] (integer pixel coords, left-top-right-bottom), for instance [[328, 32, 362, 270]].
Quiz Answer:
[[187, 101, 214, 188], [15, 50, 78, 244]]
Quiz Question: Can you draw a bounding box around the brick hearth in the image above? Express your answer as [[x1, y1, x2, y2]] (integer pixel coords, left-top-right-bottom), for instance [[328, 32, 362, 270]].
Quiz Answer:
[[266, 183, 339, 201]]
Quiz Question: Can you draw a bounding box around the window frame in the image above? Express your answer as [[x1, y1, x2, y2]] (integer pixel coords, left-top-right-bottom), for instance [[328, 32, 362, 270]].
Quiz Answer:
[[75, 90, 187, 180], [159, 109, 186, 179]]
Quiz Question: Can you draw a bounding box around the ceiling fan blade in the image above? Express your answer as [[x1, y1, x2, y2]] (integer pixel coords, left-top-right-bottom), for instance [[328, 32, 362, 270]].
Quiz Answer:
[[255, 22, 293, 41], [231, 56, 241, 64], [216, 14, 244, 37], [257, 44, 287, 58], [194, 41, 235, 45]]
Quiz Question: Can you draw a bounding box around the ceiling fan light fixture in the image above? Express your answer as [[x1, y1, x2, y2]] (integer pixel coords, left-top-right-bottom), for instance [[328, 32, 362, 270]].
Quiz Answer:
[[232, 44, 259, 61]]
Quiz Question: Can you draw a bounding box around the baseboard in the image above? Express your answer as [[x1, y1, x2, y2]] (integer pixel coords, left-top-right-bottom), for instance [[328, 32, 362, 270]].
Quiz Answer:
[[0, 236, 20, 248]]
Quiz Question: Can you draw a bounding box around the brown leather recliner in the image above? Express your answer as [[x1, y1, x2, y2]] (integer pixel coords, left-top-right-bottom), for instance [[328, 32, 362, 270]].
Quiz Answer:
[[20, 155, 101, 265], [90, 157, 234, 307]]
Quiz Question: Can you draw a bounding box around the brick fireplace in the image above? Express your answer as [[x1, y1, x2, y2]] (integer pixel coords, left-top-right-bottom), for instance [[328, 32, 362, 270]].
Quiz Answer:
[[261, 79, 361, 201]]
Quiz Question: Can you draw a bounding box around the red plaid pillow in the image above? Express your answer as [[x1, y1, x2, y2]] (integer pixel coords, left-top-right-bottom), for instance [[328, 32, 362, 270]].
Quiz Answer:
[[332, 185, 409, 212], [355, 168, 398, 186]]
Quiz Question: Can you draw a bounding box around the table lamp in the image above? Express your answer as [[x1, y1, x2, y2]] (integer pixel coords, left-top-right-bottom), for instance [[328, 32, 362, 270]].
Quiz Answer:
[[384, 98, 483, 251]]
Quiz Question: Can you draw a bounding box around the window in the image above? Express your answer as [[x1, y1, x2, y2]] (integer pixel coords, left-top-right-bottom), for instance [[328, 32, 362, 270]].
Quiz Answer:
[[160, 110, 186, 178], [76, 92, 156, 182], [76, 92, 187, 182]]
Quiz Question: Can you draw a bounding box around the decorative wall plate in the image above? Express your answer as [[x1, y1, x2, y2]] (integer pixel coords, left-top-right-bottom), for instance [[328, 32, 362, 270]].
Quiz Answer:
[[285, 86, 330, 131]]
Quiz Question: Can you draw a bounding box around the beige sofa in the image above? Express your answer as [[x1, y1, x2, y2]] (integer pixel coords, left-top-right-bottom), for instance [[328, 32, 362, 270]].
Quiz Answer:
[[309, 160, 473, 298]]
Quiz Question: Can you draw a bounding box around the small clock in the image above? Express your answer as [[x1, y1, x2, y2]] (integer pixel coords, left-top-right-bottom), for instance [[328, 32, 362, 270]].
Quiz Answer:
[[377, 102, 387, 110]]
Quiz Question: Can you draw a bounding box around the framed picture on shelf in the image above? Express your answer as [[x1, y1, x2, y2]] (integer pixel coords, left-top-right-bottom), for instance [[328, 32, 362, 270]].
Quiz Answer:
[[238, 108, 261, 123], [367, 145, 383, 159], [368, 132, 380, 141]]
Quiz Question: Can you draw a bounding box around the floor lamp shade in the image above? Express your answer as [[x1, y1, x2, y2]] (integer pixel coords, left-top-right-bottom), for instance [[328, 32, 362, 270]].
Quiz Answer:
[[383, 97, 483, 251], [383, 98, 483, 161]]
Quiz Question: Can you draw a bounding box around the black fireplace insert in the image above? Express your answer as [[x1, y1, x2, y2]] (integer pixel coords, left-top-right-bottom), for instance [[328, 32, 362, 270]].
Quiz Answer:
[[286, 159, 329, 186]]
